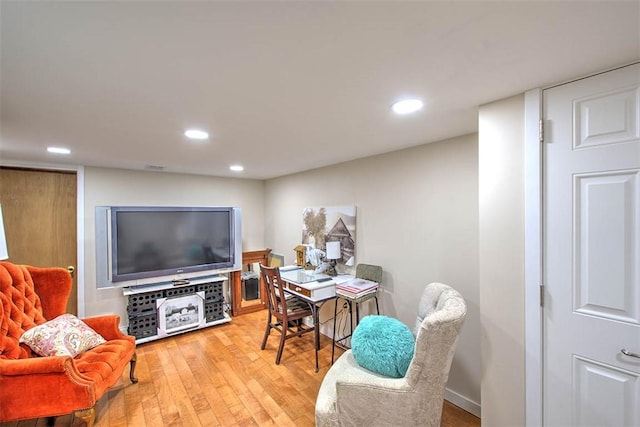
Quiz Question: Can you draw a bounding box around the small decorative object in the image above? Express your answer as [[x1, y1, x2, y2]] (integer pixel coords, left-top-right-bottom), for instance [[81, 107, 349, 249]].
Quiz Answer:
[[314, 261, 333, 274], [294, 245, 306, 266], [304, 244, 325, 270], [324, 241, 341, 276]]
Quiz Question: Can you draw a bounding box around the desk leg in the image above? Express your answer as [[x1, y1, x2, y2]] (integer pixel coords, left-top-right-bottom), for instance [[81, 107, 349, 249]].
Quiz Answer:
[[331, 298, 338, 364], [313, 304, 320, 373], [349, 301, 354, 339]]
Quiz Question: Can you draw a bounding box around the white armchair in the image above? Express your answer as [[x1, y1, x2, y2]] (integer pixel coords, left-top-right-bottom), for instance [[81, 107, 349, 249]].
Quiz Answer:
[[315, 282, 467, 427]]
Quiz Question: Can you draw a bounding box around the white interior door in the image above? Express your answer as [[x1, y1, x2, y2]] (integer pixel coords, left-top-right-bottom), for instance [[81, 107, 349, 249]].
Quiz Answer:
[[543, 63, 640, 426]]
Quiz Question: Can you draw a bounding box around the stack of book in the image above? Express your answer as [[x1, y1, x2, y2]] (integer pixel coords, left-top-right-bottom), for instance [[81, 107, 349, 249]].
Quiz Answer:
[[335, 277, 379, 299]]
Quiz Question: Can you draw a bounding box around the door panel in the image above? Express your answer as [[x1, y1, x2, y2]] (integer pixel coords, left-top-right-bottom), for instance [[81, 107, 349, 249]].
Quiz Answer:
[[0, 167, 77, 314], [573, 356, 639, 427], [574, 86, 639, 149], [574, 170, 639, 322], [543, 63, 640, 426]]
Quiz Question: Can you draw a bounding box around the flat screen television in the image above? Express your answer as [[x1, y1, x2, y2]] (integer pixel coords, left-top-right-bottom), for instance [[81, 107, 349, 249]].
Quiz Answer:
[[95, 206, 242, 288]]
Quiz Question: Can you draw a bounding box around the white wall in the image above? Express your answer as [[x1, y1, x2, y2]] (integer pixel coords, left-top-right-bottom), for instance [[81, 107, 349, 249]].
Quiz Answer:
[[478, 94, 526, 426], [77, 134, 482, 414], [82, 167, 265, 322], [264, 134, 481, 413]]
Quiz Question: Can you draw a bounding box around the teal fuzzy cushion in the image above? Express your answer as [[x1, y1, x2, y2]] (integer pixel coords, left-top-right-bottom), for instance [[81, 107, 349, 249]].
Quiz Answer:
[[351, 315, 415, 378]]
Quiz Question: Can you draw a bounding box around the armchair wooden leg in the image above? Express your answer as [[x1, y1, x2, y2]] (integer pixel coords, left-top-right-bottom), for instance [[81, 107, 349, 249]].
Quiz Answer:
[[75, 406, 96, 427], [130, 352, 139, 384]]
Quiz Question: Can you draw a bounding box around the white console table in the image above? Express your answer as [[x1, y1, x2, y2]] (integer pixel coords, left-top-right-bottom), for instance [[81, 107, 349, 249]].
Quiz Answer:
[[123, 274, 231, 344]]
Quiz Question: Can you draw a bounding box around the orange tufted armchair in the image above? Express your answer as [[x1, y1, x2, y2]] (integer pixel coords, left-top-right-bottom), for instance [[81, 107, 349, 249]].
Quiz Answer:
[[0, 261, 137, 426]]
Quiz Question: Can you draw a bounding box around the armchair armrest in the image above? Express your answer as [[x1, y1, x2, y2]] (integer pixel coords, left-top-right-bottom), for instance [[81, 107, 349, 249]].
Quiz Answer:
[[0, 356, 92, 397], [82, 315, 131, 342], [0, 356, 94, 422], [0, 355, 72, 376]]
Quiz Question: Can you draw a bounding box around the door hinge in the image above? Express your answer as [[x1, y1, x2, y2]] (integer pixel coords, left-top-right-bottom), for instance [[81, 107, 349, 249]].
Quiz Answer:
[[539, 119, 544, 143], [540, 284, 545, 307]]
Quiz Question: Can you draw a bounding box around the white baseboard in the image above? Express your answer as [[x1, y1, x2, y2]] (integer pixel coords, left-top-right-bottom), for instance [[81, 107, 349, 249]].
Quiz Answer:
[[445, 387, 481, 418]]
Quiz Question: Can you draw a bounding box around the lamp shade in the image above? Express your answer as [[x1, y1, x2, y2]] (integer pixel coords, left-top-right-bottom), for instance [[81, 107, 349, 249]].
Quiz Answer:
[[326, 241, 341, 260], [0, 204, 8, 260]]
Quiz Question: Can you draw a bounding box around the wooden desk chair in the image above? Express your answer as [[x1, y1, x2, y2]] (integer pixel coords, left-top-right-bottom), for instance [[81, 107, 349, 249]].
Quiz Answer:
[[259, 264, 316, 365]]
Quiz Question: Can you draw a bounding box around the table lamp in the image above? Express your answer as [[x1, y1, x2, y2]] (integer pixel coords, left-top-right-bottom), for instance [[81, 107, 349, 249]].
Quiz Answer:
[[325, 241, 341, 276], [0, 204, 8, 260]]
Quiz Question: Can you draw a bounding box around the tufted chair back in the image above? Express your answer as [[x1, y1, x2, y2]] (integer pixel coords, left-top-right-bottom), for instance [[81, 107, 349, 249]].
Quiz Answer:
[[413, 281, 459, 336], [405, 283, 467, 393], [0, 262, 70, 359]]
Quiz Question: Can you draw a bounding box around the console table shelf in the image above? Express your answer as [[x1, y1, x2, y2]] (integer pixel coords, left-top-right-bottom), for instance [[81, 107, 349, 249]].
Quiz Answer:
[[124, 274, 231, 343]]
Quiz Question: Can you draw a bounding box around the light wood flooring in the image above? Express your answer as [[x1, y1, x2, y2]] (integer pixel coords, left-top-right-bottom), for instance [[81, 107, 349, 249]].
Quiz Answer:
[[1, 309, 480, 427]]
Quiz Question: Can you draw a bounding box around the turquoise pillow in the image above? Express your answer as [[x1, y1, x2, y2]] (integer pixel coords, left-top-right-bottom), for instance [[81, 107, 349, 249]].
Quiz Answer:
[[351, 315, 415, 378]]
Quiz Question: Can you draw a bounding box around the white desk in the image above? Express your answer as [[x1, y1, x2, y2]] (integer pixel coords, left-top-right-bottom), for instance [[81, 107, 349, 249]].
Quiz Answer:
[[279, 267, 337, 301], [278, 267, 339, 372]]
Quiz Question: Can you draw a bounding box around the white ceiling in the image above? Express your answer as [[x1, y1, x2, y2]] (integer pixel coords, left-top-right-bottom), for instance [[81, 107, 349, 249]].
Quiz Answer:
[[1, 1, 639, 180]]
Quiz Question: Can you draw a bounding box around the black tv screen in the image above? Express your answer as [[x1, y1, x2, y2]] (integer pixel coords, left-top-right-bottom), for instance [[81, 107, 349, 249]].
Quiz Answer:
[[111, 207, 235, 283]]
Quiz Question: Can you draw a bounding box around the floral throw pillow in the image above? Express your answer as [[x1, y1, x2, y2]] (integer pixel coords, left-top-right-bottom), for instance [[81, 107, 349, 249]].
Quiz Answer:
[[19, 313, 106, 357]]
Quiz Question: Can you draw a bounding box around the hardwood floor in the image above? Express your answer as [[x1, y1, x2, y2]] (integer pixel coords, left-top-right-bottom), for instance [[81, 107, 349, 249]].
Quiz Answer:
[[1, 309, 480, 427]]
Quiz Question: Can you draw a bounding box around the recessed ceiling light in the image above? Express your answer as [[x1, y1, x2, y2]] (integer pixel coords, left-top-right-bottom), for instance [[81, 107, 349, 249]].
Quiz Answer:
[[230, 165, 244, 172], [184, 129, 209, 140], [392, 99, 424, 115], [47, 147, 71, 155]]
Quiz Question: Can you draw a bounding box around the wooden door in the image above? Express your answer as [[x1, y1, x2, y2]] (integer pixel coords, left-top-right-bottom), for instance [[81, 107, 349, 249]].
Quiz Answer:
[[543, 63, 640, 426], [0, 167, 78, 314]]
